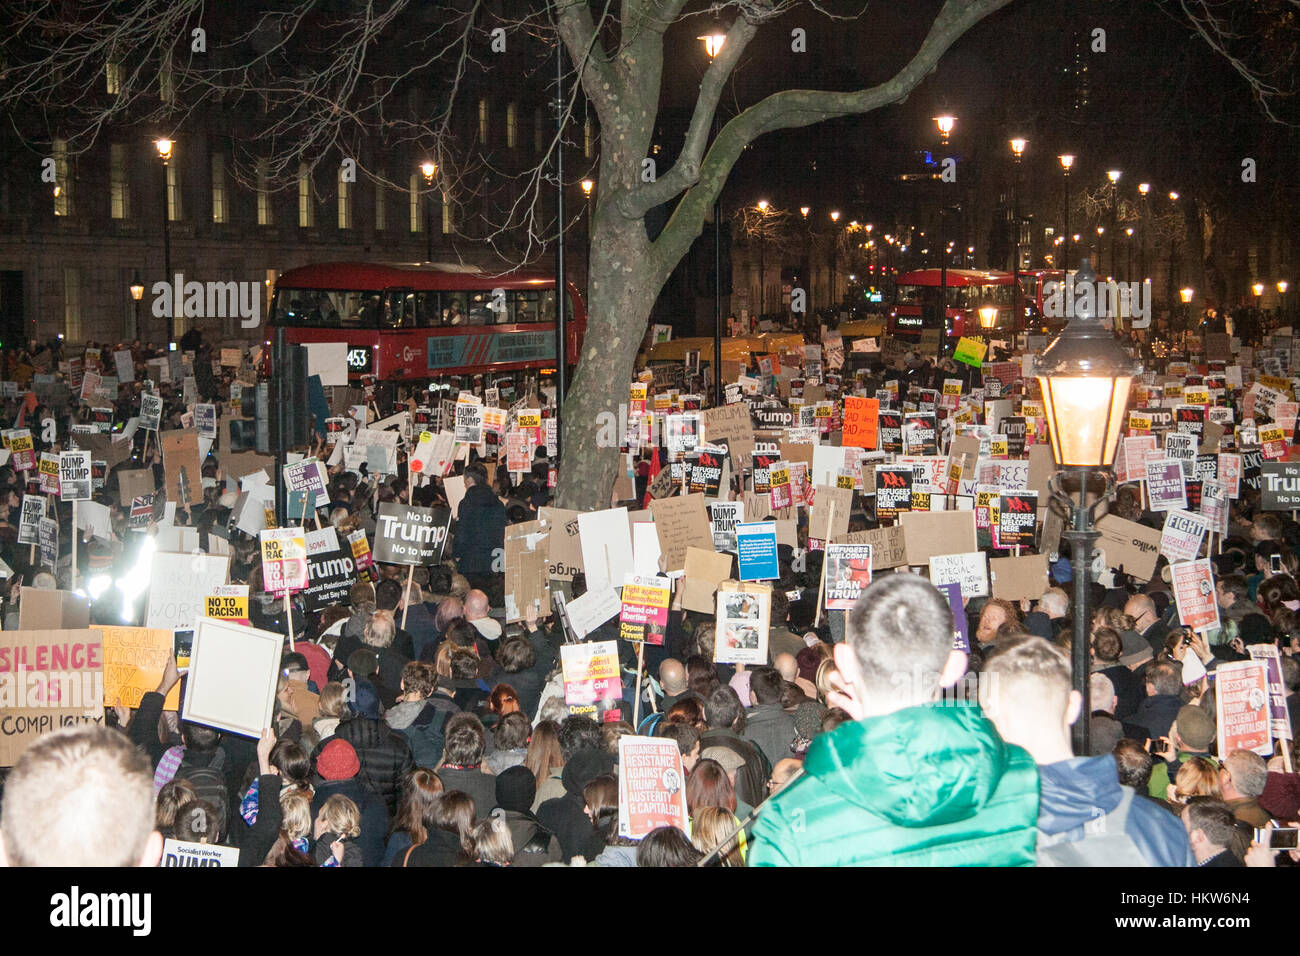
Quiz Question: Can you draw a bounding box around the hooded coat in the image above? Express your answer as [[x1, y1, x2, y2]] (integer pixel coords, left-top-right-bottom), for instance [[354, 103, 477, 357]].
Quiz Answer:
[[1037, 756, 1194, 866], [749, 702, 1039, 866], [536, 749, 614, 862]]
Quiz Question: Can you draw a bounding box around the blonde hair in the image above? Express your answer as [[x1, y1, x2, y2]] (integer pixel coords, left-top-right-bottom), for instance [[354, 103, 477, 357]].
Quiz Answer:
[[317, 682, 350, 719], [318, 794, 361, 838], [1172, 756, 1221, 803], [690, 806, 746, 867], [814, 657, 836, 702], [279, 789, 313, 842], [363, 610, 397, 649], [434, 640, 456, 679], [472, 811, 515, 865]]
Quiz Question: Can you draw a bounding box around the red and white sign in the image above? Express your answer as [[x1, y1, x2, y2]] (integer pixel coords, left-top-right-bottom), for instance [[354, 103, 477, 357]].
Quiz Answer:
[[1170, 558, 1219, 633], [1215, 660, 1272, 758], [617, 736, 689, 840]]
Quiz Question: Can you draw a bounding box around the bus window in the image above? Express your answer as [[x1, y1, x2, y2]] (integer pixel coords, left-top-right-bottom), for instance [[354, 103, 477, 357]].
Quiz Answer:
[[387, 291, 441, 328], [513, 289, 543, 324], [274, 289, 382, 328], [443, 291, 469, 326]]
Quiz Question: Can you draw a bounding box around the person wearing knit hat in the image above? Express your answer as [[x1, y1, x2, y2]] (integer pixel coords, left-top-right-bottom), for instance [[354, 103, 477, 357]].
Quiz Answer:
[[494, 766, 561, 866], [310, 739, 388, 867], [1146, 704, 1217, 800]]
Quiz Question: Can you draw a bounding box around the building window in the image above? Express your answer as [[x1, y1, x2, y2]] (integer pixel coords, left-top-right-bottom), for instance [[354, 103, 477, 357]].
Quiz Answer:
[[584, 118, 593, 159], [374, 172, 386, 231], [110, 144, 130, 219], [53, 139, 70, 217], [337, 166, 352, 229], [211, 153, 226, 223], [106, 62, 121, 95], [298, 162, 314, 228], [506, 102, 518, 149], [167, 162, 181, 221], [534, 106, 545, 153], [409, 173, 421, 233], [478, 98, 489, 144], [64, 267, 81, 341], [257, 159, 272, 225], [442, 197, 454, 235]]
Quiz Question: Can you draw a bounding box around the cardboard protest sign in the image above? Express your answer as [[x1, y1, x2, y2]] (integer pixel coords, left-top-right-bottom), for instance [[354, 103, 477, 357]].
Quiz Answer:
[[373, 503, 452, 566], [700, 403, 756, 461], [989, 554, 1049, 601], [823, 543, 873, 610], [1095, 514, 1162, 581], [502, 521, 549, 624], [203, 584, 251, 626], [181, 618, 282, 738], [1171, 559, 1219, 632], [146, 554, 230, 631], [100, 626, 181, 710], [735, 522, 780, 581], [577, 507, 636, 592], [1215, 660, 1272, 758], [0, 630, 104, 766], [1160, 510, 1209, 563], [539, 507, 584, 580], [563, 587, 622, 640], [839, 525, 908, 571], [560, 641, 623, 721], [300, 527, 355, 611], [808, 484, 852, 542], [710, 501, 743, 552], [679, 548, 734, 614], [57, 450, 92, 501], [900, 510, 977, 567], [260, 528, 309, 594], [715, 581, 771, 664], [1145, 458, 1188, 512], [160, 430, 204, 507], [161, 839, 241, 867], [1259, 462, 1300, 511], [647, 495, 711, 574], [619, 575, 671, 646], [928, 551, 990, 599], [118, 468, 156, 508], [1247, 645, 1292, 742], [617, 736, 689, 839]]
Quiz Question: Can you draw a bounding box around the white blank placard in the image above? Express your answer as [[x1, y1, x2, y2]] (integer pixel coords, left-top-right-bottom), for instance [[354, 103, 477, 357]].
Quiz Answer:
[[182, 617, 282, 738]]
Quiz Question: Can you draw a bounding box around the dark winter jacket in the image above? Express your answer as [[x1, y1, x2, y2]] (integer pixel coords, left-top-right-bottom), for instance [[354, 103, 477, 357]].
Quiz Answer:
[[392, 827, 468, 867], [743, 703, 798, 769], [501, 809, 563, 867], [435, 766, 499, 822], [750, 702, 1040, 866], [453, 483, 507, 575], [386, 697, 458, 769], [331, 715, 416, 816], [310, 777, 389, 868], [537, 750, 614, 862], [1123, 693, 1183, 742], [698, 727, 769, 809], [1037, 755, 1194, 867], [1099, 663, 1143, 722]]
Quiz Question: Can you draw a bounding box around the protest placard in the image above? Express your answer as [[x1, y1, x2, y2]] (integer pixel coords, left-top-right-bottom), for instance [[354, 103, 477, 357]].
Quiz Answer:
[[58, 450, 91, 501], [560, 641, 623, 721], [1160, 510, 1209, 563], [161, 840, 241, 868], [709, 500, 743, 552], [203, 585, 250, 626], [260, 528, 309, 594], [679, 548, 735, 614], [1095, 514, 1162, 580], [299, 527, 355, 611], [647, 495, 711, 574], [839, 524, 908, 570], [1171, 558, 1219, 632], [1247, 645, 1293, 742], [1214, 660, 1272, 758], [146, 553, 230, 631], [563, 587, 622, 639], [181, 618, 282, 739], [841, 396, 879, 450], [899, 510, 977, 567], [577, 507, 636, 592], [735, 522, 780, 581], [714, 581, 771, 664], [875, 465, 913, 520], [1259, 462, 1300, 511], [989, 554, 1049, 601], [1145, 458, 1188, 511], [617, 736, 689, 839], [503, 521, 549, 624], [539, 507, 584, 580], [160, 430, 203, 507], [0, 630, 104, 766], [618, 575, 671, 646], [100, 626, 180, 710], [140, 393, 163, 431], [17, 495, 43, 546], [808, 484, 852, 542], [823, 543, 873, 610], [928, 551, 990, 599], [373, 504, 452, 566], [700, 403, 756, 461]]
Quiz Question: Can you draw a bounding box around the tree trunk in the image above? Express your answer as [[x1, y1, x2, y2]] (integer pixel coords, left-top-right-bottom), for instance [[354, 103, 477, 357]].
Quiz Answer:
[[555, 216, 659, 511]]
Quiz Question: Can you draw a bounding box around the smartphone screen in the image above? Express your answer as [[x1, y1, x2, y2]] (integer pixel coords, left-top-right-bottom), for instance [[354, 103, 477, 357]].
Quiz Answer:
[[1269, 828, 1299, 850]]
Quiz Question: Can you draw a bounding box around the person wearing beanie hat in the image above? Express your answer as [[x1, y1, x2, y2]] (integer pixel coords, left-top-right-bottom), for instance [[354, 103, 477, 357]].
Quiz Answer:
[[310, 739, 389, 867], [1147, 704, 1218, 800], [493, 766, 561, 867]]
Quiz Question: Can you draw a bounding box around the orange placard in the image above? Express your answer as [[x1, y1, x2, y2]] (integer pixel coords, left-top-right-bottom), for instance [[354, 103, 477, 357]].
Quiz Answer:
[[842, 396, 879, 450]]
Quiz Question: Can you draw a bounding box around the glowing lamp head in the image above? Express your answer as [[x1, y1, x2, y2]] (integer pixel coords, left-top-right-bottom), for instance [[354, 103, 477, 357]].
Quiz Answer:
[[934, 115, 955, 139], [420, 161, 437, 182], [1138, 182, 1150, 195], [757, 200, 769, 212], [699, 32, 726, 59], [129, 281, 144, 301], [1180, 288, 1194, 304], [1034, 259, 1142, 468], [1278, 280, 1289, 294], [1253, 283, 1265, 297], [1009, 137, 1027, 158], [830, 210, 840, 223], [1059, 154, 1075, 171], [979, 305, 998, 330], [799, 206, 810, 218], [154, 138, 174, 162], [1107, 169, 1122, 184], [580, 179, 594, 195]]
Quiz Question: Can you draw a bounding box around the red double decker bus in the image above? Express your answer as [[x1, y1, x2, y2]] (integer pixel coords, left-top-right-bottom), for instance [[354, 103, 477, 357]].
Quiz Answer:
[[888, 268, 1024, 340], [269, 261, 587, 382]]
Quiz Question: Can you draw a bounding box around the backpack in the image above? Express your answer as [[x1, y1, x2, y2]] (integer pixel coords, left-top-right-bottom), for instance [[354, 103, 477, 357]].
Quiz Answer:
[[402, 702, 453, 768], [1036, 788, 1151, 867], [636, 712, 664, 737], [176, 748, 230, 828]]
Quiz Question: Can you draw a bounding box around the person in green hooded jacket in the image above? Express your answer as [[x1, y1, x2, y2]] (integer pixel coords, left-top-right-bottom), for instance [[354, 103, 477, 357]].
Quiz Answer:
[[749, 574, 1040, 866]]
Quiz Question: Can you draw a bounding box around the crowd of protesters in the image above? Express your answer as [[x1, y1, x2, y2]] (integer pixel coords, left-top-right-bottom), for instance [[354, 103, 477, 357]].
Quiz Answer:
[[0, 323, 1297, 869]]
